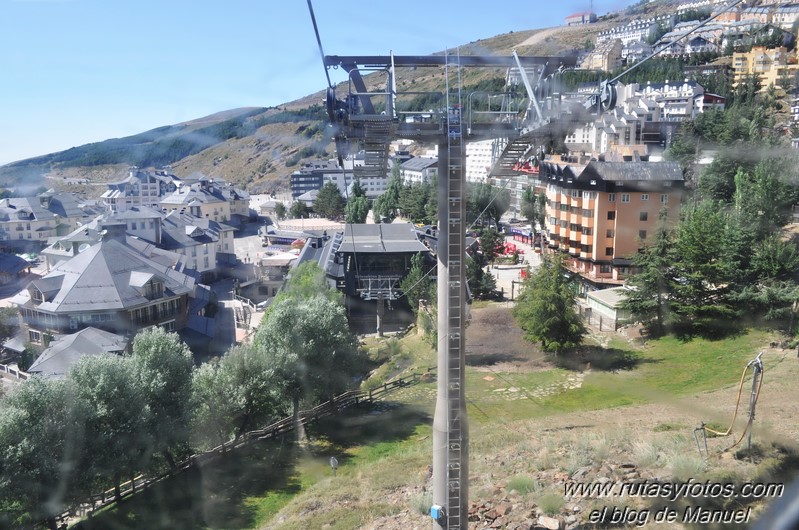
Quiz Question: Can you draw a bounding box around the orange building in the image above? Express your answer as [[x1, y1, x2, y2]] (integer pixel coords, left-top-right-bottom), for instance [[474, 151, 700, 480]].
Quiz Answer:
[[538, 159, 684, 292]]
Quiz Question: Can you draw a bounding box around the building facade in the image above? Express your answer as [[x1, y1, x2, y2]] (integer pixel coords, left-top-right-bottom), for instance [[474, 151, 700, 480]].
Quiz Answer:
[[0, 192, 86, 244], [538, 159, 685, 291], [11, 238, 202, 342]]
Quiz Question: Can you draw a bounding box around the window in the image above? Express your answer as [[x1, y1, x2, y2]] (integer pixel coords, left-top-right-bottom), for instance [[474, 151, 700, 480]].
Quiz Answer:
[[621, 193, 630, 203], [639, 212, 648, 221], [661, 194, 669, 204], [639, 230, 647, 239], [571, 190, 579, 198], [29, 330, 41, 343], [145, 281, 164, 300], [581, 227, 593, 236], [605, 247, 614, 256], [608, 193, 616, 202], [607, 211, 616, 220], [607, 229, 615, 238], [581, 209, 594, 217], [641, 194, 649, 201], [599, 264, 612, 273]]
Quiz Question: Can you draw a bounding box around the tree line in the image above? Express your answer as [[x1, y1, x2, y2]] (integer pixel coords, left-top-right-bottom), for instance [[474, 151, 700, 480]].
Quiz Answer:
[[0, 262, 367, 530], [623, 83, 799, 338]]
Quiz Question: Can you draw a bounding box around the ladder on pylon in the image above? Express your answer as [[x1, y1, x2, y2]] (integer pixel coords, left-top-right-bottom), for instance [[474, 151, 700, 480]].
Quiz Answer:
[[444, 51, 467, 530]]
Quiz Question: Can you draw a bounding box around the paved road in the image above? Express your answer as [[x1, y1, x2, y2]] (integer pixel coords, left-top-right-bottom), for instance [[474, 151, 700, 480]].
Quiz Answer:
[[491, 232, 542, 300], [208, 278, 235, 354]]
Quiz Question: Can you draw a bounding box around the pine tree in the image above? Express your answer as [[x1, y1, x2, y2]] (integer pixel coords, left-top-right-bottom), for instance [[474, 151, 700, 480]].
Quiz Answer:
[[513, 254, 586, 353], [619, 209, 673, 336]]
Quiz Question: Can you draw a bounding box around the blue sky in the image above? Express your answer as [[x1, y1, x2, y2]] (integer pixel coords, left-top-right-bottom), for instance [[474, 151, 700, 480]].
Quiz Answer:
[[0, 0, 635, 166]]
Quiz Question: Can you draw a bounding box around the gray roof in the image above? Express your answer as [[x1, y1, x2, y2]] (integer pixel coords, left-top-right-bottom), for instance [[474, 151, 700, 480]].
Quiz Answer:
[[28, 327, 128, 379], [161, 186, 226, 206], [160, 211, 233, 251], [106, 206, 163, 220], [13, 238, 194, 312], [580, 161, 684, 183], [0, 253, 30, 275], [338, 223, 428, 254], [587, 286, 629, 308], [0, 193, 83, 222], [401, 157, 438, 172]]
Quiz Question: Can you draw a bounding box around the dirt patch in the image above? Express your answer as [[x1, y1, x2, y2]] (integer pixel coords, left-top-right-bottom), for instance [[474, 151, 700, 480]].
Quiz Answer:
[[466, 304, 550, 372]]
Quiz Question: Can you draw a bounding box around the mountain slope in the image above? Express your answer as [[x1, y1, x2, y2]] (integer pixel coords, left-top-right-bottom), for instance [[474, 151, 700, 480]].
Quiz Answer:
[[0, 1, 672, 194]]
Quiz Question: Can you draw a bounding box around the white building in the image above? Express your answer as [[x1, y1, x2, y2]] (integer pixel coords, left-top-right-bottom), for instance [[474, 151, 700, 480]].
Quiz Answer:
[[101, 168, 178, 214], [465, 140, 496, 183], [596, 15, 676, 46], [400, 157, 438, 185]]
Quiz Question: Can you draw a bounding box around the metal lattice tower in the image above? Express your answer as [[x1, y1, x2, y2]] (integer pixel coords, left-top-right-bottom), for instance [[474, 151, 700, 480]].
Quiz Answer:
[[315, 48, 580, 530], [431, 53, 469, 530]]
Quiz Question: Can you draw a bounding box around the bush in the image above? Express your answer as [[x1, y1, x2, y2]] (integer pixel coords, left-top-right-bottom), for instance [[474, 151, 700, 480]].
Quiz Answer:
[[411, 491, 433, 515], [507, 475, 539, 495], [537, 491, 564, 515]]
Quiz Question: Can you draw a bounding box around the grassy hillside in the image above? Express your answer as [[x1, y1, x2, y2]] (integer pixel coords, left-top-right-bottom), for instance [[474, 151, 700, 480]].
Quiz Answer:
[[79, 308, 799, 529]]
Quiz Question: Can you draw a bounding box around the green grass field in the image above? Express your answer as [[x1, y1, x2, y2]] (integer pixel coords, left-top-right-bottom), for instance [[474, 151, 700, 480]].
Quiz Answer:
[[78, 324, 779, 529]]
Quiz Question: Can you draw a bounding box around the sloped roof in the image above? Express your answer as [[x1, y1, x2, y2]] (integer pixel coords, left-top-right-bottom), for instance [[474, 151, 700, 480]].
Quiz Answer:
[[106, 206, 163, 220], [160, 211, 233, 250], [161, 186, 226, 206], [0, 193, 84, 222], [338, 223, 428, 254], [0, 253, 30, 276], [28, 327, 128, 379], [401, 157, 438, 172], [579, 161, 683, 183], [13, 238, 194, 312]]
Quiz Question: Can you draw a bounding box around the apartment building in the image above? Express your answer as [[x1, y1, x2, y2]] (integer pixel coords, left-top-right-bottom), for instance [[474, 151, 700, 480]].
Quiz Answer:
[[565, 80, 721, 157], [732, 46, 799, 88], [400, 157, 438, 185], [10, 238, 202, 342], [160, 180, 230, 223], [465, 140, 496, 183], [538, 159, 685, 292], [581, 39, 623, 72], [159, 211, 236, 282], [596, 15, 676, 46], [101, 168, 178, 214], [0, 192, 86, 244], [565, 11, 596, 26]]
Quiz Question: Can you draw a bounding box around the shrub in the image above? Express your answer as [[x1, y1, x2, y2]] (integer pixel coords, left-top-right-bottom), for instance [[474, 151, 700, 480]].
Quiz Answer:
[[507, 475, 539, 495]]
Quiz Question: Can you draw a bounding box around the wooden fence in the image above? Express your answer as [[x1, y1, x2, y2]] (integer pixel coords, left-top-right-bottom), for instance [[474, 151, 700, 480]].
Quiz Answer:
[[58, 368, 434, 528]]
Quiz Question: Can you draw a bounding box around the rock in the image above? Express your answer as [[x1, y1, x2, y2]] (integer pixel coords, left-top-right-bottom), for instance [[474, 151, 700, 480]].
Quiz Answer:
[[496, 501, 513, 516], [536, 515, 561, 530], [571, 467, 589, 480], [565, 515, 577, 524]]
